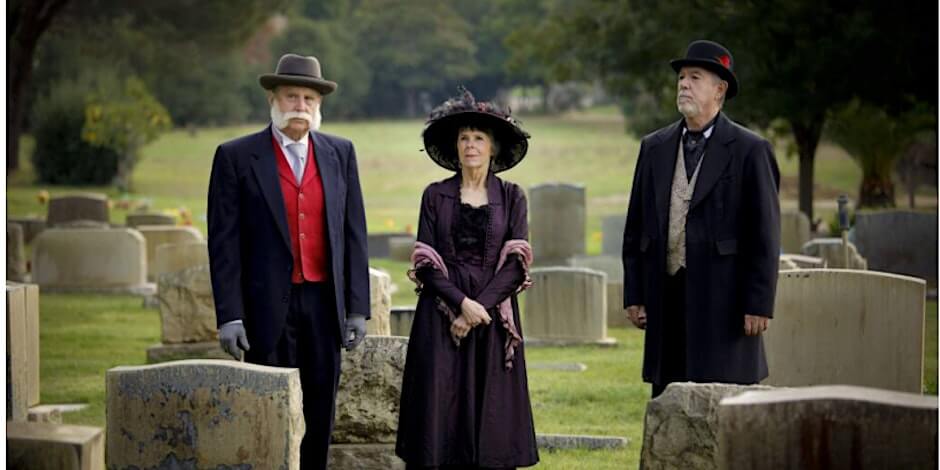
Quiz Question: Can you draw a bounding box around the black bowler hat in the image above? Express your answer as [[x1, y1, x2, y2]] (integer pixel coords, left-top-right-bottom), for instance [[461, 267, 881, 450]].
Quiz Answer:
[[670, 40, 739, 99], [259, 53, 337, 95]]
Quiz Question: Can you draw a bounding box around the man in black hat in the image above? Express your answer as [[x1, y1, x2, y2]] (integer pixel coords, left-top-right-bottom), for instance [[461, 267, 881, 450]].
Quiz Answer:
[[207, 53, 370, 468], [622, 40, 780, 397]]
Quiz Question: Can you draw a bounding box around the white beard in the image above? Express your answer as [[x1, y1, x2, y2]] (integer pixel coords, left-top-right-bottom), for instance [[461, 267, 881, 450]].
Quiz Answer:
[[677, 99, 700, 119], [271, 105, 322, 132]]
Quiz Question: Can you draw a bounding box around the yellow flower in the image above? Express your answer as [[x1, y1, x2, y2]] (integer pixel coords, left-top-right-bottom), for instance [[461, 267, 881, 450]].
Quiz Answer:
[[37, 190, 50, 205]]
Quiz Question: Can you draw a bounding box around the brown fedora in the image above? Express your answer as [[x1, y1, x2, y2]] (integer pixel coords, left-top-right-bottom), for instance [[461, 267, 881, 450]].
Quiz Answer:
[[259, 53, 338, 95]]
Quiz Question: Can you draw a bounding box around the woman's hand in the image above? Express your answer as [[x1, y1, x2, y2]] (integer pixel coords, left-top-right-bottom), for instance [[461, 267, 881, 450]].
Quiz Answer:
[[451, 315, 472, 339], [460, 297, 492, 327]]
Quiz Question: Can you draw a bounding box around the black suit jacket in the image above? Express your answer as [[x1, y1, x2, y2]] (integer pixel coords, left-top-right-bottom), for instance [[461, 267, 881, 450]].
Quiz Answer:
[[622, 113, 780, 384], [207, 125, 370, 355]]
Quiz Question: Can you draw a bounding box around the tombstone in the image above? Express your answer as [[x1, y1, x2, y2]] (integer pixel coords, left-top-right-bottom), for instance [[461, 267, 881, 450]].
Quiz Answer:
[[524, 267, 615, 345], [779, 253, 825, 269], [855, 210, 938, 285], [146, 265, 227, 362], [640, 382, 776, 470], [153, 241, 209, 281], [106, 360, 303, 470], [8, 223, 28, 282], [31, 228, 155, 295], [801, 238, 867, 269], [390, 306, 416, 337], [369, 268, 392, 336], [46, 193, 109, 227], [368, 232, 413, 258], [125, 212, 177, 228], [765, 270, 925, 393], [718, 385, 938, 469], [136, 225, 204, 281], [779, 209, 811, 254], [530, 183, 585, 266], [778, 257, 799, 271], [8, 216, 47, 244], [7, 422, 105, 470], [330, 336, 409, 469], [388, 235, 415, 262], [601, 213, 626, 256], [568, 255, 625, 328], [7, 285, 29, 421]]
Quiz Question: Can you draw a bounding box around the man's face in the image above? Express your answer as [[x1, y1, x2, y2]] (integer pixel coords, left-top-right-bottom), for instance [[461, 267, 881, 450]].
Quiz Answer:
[[269, 85, 322, 135], [676, 66, 725, 119]]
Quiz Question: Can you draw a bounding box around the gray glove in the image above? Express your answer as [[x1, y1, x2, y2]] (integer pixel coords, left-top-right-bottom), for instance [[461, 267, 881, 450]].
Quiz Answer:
[[344, 314, 367, 351], [219, 322, 250, 360]]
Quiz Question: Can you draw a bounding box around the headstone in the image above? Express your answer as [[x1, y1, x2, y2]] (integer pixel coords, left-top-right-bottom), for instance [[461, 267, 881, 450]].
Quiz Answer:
[[136, 225, 204, 281], [334, 336, 408, 444], [156, 265, 216, 343], [369, 268, 392, 336], [7, 422, 105, 470], [530, 183, 585, 265], [718, 385, 938, 470], [601, 213, 626, 256], [780, 209, 811, 254], [27, 405, 63, 424], [387, 235, 415, 262], [6, 285, 29, 421], [606, 280, 627, 328], [765, 270, 925, 393], [778, 257, 799, 271], [524, 267, 615, 345], [126, 212, 177, 228], [640, 382, 776, 470], [106, 360, 303, 470], [779, 253, 825, 269], [16, 284, 41, 407], [537, 434, 627, 451], [855, 210, 938, 285], [367, 232, 413, 258], [8, 216, 47, 244], [46, 193, 109, 227], [801, 238, 867, 269], [568, 255, 626, 328], [8, 223, 28, 282], [389, 306, 416, 337], [152, 241, 209, 285], [31, 228, 155, 295]]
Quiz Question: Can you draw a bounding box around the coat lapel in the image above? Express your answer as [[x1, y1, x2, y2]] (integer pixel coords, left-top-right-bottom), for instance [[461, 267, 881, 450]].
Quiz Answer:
[[249, 125, 291, 250], [690, 113, 735, 210], [311, 130, 340, 233], [652, 120, 683, 237]]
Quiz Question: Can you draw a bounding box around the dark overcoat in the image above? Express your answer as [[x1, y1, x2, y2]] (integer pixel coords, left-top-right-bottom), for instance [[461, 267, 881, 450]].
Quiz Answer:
[[207, 125, 370, 355], [622, 113, 780, 384]]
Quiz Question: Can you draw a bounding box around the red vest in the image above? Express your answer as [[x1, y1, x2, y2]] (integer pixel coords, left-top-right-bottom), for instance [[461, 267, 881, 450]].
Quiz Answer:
[[272, 135, 329, 283]]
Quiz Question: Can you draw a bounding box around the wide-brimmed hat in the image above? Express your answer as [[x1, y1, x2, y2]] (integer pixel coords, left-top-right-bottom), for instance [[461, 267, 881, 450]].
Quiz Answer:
[[670, 40, 738, 99], [422, 87, 530, 173], [259, 53, 337, 95]]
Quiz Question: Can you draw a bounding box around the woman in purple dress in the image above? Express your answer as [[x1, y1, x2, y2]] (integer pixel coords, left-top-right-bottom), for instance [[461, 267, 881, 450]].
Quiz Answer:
[[395, 88, 539, 469]]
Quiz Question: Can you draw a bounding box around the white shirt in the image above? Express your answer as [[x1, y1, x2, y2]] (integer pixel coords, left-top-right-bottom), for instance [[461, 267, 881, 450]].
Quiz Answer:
[[272, 125, 309, 176]]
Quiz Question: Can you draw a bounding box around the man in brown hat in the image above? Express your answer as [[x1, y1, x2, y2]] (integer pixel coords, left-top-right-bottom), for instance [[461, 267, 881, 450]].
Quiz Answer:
[[622, 40, 781, 397], [207, 53, 370, 468]]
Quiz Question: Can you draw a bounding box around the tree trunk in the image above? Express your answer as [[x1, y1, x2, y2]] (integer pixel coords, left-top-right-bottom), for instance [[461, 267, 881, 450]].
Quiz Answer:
[[790, 114, 825, 223], [858, 173, 896, 209]]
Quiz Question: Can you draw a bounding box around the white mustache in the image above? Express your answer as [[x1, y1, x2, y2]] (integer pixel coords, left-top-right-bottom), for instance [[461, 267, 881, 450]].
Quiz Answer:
[[271, 106, 322, 131]]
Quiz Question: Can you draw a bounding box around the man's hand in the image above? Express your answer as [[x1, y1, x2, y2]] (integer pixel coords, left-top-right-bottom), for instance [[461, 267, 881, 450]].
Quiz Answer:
[[626, 305, 647, 329], [744, 315, 769, 336], [460, 298, 492, 327], [219, 322, 250, 361], [451, 315, 471, 339], [344, 314, 367, 350]]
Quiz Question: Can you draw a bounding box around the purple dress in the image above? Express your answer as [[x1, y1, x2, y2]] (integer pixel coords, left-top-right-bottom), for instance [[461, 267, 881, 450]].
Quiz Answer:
[[396, 174, 539, 469]]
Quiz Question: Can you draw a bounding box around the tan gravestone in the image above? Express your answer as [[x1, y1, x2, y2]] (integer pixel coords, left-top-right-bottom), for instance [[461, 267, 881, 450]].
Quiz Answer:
[[568, 255, 626, 328], [153, 241, 209, 280], [8, 216, 47, 243], [524, 267, 615, 345], [8, 223, 28, 282], [606, 280, 627, 328], [530, 183, 585, 266], [801, 238, 867, 269], [126, 212, 176, 228], [780, 209, 811, 254], [31, 228, 155, 295], [136, 225, 204, 281], [15, 283, 41, 406], [779, 253, 825, 269], [765, 270, 925, 393], [389, 306, 416, 337], [369, 268, 392, 336], [778, 257, 799, 271], [6, 285, 29, 421], [106, 360, 304, 470], [156, 265, 216, 343], [7, 422, 105, 470], [718, 386, 938, 470], [46, 193, 109, 227]]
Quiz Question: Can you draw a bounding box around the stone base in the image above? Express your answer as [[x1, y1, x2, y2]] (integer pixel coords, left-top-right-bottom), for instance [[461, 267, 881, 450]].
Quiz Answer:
[[536, 433, 628, 451], [146, 342, 229, 363], [41, 283, 157, 296], [7, 422, 105, 470], [525, 337, 618, 348], [328, 443, 405, 470]]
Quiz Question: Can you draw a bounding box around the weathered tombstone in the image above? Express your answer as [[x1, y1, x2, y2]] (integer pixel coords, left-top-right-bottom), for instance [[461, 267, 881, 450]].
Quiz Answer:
[[136, 225, 204, 281], [8, 216, 47, 244], [369, 268, 392, 336], [718, 385, 938, 470], [524, 267, 615, 345], [779, 253, 825, 269], [765, 270, 925, 393], [601, 213, 626, 256], [106, 360, 304, 470], [46, 193, 109, 227], [801, 238, 867, 269], [779, 209, 811, 254], [152, 241, 209, 281], [8, 222, 28, 282], [530, 183, 585, 266], [368, 232, 413, 258], [31, 228, 155, 295], [640, 382, 775, 470], [6, 285, 29, 421], [146, 265, 227, 363], [7, 422, 105, 470], [389, 306, 416, 337], [568, 255, 625, 328], [855, 210, 938, 285], [125, 212, 177, 228], [388, 235, 415, 262]]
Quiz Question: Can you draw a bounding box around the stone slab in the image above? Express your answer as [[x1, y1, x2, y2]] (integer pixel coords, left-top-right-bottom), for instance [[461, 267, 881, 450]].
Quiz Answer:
[[7, 283, 41, 407], [7, 421, 105, 470], [368, 268, 392, 336], [779, 253, 825, 269], [524, 267, 613, 343], [718, 385, 938, 470], [328, 443, 405, 469], [390, 306, 416, 337], [529, 362, 588, 372], [7, 285, 29, 421], [146, 342, 230, 363], [8, 222, 29, 282], [8, 216, 47, 244], [136, 225, 204, 281], [780, 209, 811, 254], [106, 360, 303, 470], [32, 228, 152, 292], [153, 241, 209, 281], [334, 336, 409, 443], [601, 213, 626, 256], [536, 433, 627, 451], [27, 406, 63, 424], [530, 183, 586, 265], [157, 265, 217, 344], [855, 210, 938, 285], [125, 212, 177, 228], [367, 232, 413, 258], [46, 192, 109, 227]]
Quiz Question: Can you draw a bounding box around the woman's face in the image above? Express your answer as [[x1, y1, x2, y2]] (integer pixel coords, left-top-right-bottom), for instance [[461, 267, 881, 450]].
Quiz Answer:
[[457, 128, 494, 171]]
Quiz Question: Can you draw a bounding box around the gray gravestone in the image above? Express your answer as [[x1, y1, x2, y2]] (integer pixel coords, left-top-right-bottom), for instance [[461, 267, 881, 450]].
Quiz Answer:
[[125, 212, 177, 228], [855, 210, 938, 285], [524, 267, 614, 345], [46, 193, 109, 227], [530, 183, 585, 266], [780, 209, 811, 254], [8, 216, 47, 244], [368, 232, 413, 258], [601, 213, 626, 256], [801, 238, 867, 269], [7, 223, 28, 282]]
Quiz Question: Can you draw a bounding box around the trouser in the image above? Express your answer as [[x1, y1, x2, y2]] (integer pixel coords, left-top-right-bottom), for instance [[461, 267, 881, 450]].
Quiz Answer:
[[652, 267, 687, 398], [245, 281, 341, 470]]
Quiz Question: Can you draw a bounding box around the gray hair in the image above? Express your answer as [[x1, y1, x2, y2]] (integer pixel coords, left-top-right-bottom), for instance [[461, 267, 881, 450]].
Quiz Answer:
[[456, 126, 501, 158]]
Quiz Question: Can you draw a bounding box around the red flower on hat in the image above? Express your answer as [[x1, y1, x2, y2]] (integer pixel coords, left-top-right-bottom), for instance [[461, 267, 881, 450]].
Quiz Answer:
[[717, 55, 731, 69]]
